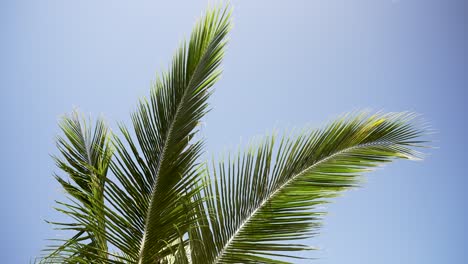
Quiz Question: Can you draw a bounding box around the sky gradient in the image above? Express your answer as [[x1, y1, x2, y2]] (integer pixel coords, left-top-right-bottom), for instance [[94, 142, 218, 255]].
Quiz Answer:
[[1, 0, 467, 263]]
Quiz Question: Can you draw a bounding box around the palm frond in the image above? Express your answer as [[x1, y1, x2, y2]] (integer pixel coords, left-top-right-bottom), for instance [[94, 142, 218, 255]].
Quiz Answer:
[[104, 5, 232, 263], [189, 112, 428, 264], [40, 3, 431, 264], [41, 111, 113, 263]]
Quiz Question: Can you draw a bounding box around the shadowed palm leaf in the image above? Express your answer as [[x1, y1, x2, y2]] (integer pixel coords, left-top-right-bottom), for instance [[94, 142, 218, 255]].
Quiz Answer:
[[42, 112, 113, 263]]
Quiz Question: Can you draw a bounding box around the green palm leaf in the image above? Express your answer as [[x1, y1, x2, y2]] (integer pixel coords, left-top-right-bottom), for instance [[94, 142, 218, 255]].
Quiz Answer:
[[41, 111, 113, 263], [103, 5, 232, 263], [188, 112, 428, 263]]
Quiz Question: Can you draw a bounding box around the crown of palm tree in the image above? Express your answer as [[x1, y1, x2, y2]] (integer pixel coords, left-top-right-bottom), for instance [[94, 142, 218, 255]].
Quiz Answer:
[[39, 4, 428, 264]]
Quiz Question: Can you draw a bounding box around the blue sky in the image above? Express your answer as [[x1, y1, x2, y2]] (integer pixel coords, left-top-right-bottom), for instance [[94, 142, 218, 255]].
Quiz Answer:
[[1, 0, 467, 263]]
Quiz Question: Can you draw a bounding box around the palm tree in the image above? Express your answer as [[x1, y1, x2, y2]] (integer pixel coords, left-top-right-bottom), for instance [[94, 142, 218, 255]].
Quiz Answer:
[[40, 4, 428, 264]]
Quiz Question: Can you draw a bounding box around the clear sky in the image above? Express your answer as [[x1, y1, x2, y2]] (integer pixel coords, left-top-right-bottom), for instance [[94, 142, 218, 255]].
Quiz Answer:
[[1, 0, 467, 263]]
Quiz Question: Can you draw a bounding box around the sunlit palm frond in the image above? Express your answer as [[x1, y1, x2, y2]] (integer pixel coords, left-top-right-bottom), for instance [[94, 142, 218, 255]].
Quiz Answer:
[[189, 112, 428, 264], [103, 5, 232, 263], [41, 111, 113, 263]]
